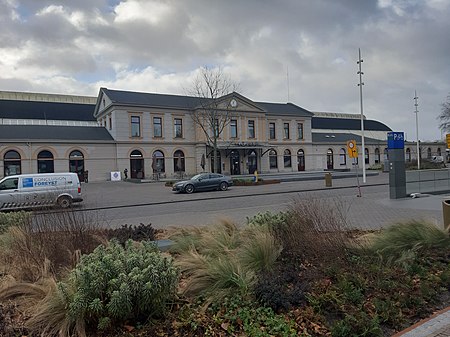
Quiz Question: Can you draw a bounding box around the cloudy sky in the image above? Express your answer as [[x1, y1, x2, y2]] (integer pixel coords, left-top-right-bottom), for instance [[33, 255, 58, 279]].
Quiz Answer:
[[1, 0, 450, 141]]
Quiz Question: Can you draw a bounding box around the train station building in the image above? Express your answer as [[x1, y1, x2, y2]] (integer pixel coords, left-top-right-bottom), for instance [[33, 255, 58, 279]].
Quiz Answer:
[[0, 89, 444, 181]]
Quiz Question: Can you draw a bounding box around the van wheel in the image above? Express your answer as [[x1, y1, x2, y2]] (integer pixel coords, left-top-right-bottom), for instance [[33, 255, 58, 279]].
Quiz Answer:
[[57, 196, 72, 209]]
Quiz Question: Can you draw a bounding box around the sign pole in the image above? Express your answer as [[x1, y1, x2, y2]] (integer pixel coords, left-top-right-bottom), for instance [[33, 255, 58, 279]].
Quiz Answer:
[[355, 157, 361, 197]]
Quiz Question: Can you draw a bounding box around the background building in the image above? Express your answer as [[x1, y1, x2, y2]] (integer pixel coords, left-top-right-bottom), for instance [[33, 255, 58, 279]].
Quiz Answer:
[[0, 89, 444, 181]]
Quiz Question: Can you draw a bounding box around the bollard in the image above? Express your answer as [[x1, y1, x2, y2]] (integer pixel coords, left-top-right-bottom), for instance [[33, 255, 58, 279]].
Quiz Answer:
[[442, 200, 450, 231], [325, 172, 332, 187]]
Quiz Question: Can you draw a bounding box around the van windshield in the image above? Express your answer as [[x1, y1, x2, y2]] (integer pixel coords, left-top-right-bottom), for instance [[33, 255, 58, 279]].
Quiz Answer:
[[0, 178, 18, 190]]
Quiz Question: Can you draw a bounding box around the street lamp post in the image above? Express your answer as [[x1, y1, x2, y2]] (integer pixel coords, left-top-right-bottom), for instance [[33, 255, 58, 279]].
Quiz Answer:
[[414, 91, 420, 170], [357, 48, 366, 183]]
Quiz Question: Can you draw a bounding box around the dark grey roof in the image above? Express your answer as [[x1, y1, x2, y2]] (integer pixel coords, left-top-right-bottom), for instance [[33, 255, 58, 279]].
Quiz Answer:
[[0, 100, 96, 121], [312, 132, 386, 144], [257, 102, 313, 117], [103, 88, 200, 109], [102, 88, 313, 117], [0, 125, 114, 141], [312, 117, 391, 131]]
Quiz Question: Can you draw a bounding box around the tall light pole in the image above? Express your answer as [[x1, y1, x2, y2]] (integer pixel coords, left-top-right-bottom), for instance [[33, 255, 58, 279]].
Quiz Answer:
[[357, 48, 366, 183], [414, 91, 420, 170]]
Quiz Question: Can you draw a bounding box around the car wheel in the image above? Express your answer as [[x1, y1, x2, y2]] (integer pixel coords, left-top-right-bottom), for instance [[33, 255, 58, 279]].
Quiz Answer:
[[57, 196, 72, 209], [219, 182, 228, 191], [184, 184, 195, 194]]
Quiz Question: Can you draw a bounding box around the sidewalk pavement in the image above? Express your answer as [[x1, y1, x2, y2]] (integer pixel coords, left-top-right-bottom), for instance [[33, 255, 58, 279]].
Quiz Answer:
[[392, 306, 450, 337]]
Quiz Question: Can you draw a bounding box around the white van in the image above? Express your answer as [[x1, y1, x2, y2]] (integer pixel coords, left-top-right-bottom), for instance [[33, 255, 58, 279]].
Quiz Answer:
[[0, 172, 83, 211]]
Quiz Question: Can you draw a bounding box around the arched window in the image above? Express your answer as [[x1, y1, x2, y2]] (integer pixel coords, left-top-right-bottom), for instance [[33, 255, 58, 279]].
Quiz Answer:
[[406, 148, 411, 162], [427, 148, 432, 159], [384, 148, 388, 160], [437, 148, 442, 156], [152, 150, 165, 173], [339, 148, 346, 166], [365, 148, 369, 164], [130, 150, 144, 179], [69, 150, 85, 181], [269, 149, 277, 169], [4, 150, 21, 176], [173, 150, 185, 172], [327, 149, 334, 169], [375, 148, 380, 164], [37, 150, 54, 173], [297, 149, 305, 171], [283, 149, 291, 168]]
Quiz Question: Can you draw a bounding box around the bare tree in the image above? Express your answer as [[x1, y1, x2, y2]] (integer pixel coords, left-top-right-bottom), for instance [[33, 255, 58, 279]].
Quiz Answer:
[[438, 94, 450, 132], [188, 67, 239, 173]]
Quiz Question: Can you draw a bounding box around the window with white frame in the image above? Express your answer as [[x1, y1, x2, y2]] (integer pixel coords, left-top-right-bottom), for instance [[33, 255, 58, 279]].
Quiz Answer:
[[269, 149, 278, 169], [174, 118, 183, 138], [283, 122, 290, 139], [284, 149, 291, 168], [340, 148, 346, 165], [131, 116, 140, 137], [269, 122, 276, 140], [230, 119, 238, 138], [297, 123, 304, 140], [153, 117, 162, 137], [248, 120, 255, 138]]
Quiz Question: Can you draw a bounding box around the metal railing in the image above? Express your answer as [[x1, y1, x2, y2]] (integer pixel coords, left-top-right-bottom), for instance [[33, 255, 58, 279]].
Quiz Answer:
[[406, 169, 450, 194]]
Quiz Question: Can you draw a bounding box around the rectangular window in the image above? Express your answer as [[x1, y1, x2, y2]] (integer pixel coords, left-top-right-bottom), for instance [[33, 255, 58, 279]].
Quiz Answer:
[[153, 117, 162, 137], [340, 151, 346, 165], [283, 122, 290, 139], [269, 122, 276, 140], [131, 116, 140, 137], [248, 120, 255, 138], [297, 123, 304, 140], [230, 119, 237, 138], [174, 118, 183, 138], [109, 116, 112, 130]]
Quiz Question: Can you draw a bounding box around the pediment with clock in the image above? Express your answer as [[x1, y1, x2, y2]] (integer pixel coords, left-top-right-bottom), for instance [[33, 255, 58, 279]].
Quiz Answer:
[[205, 92, 267, 114]]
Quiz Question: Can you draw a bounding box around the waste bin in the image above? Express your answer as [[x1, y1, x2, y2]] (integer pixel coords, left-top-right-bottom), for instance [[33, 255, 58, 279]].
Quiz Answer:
[[442, 199, 450, 231], [325, 172, 332, 187]]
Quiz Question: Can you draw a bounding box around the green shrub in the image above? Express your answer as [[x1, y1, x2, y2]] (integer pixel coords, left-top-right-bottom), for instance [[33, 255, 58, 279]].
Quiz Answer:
[[331, 312, 382, 337], [246, 211, 289, 229], [209, 295, 297, 337], [368, 164, 383, 170], [104, 223, 158, 245], [0, 211, 31, 234], [59, 240, 179, 333]]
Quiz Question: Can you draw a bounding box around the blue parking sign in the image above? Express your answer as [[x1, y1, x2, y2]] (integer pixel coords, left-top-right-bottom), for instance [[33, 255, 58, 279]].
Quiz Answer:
[[387, 132, 404, 149]]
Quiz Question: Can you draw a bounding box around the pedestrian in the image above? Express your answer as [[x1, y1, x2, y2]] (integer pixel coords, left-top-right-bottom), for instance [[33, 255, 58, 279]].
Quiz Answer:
[[123, 168, 128, 179]]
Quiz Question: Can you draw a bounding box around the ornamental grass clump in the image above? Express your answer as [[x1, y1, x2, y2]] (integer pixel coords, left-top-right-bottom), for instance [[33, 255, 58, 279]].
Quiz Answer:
[[365, 221, 450, 264], [171, 220, 281, 301]]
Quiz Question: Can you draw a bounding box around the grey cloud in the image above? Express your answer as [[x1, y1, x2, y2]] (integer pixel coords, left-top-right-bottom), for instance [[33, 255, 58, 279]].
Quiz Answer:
[[0, 0, 449, 140]]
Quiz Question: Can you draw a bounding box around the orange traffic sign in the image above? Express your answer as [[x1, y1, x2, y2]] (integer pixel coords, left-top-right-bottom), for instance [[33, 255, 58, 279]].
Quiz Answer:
[[347, 140, 358, 158], [446, 134, 450, 148]]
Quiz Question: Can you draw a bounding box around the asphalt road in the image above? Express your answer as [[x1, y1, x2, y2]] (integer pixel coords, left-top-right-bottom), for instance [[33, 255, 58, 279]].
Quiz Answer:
[[68, 173, 414, 230]]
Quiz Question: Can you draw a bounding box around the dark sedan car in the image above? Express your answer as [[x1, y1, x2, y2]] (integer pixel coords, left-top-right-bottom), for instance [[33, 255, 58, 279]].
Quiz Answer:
[[172, 173, 233, 194]]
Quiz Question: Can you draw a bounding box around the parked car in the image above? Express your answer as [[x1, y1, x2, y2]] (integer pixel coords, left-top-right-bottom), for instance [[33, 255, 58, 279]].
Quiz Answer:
[[430, 155, 444, 163], [172, 173, 233, 194]]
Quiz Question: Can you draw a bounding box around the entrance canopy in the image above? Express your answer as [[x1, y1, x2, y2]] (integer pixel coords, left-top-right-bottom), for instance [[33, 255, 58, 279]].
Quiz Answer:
[[211, 141, 273, 158]]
